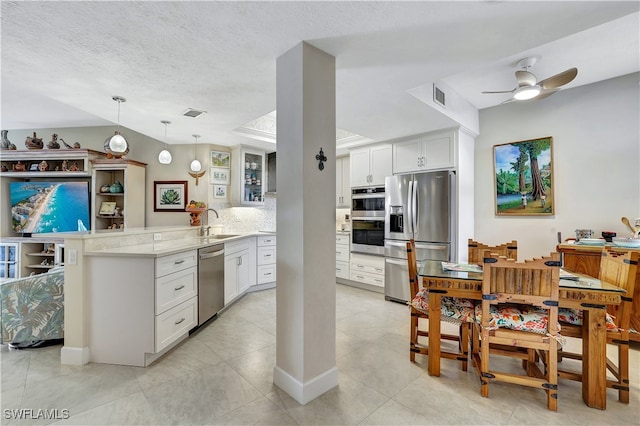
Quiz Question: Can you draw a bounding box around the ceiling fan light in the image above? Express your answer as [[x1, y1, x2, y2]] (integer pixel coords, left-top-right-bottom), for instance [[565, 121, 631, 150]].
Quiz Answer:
[[514, 85, 541, 100], [158, 149, 172, 164]]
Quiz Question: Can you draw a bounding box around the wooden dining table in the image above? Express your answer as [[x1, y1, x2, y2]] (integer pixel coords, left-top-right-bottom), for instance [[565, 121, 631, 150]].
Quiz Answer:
[[418, 260, 626, 410]]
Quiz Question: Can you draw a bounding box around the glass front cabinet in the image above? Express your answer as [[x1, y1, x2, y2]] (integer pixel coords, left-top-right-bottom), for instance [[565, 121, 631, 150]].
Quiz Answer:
[[0, 243, 19, 279], [231, 148, 265, 206]]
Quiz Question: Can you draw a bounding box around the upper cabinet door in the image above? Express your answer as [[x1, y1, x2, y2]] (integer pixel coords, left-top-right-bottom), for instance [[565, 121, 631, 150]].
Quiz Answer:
[[369, 144, 392, 186], [423, 134, 454, 170], [392, 137, 422, 174], [336, 156, 350, 207], [349, 148, 371, 187]]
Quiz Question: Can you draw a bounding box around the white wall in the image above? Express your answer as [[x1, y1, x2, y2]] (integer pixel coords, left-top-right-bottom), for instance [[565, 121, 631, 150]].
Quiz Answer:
[[474, 72, 640, 260], [1, 126, 275, 233]]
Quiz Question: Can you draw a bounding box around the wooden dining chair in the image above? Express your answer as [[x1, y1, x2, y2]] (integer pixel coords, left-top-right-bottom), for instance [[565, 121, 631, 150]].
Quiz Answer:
[[472, 252, 561, 411], [467, 238, 518, 265], [557, 248, 639, 403], [407, 240, 473, 370]]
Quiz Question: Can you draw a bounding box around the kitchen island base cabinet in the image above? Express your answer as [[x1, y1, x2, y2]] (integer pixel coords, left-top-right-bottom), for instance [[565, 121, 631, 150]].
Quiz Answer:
[[86, 250, 197, 367]]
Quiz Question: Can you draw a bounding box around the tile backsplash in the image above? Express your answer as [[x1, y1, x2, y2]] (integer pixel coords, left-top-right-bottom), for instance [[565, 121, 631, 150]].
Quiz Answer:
[[208, 193, 276, 233]]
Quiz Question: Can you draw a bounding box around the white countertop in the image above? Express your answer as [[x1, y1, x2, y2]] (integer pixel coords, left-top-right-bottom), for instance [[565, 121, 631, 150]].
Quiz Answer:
[[83, 233, 262, 258]]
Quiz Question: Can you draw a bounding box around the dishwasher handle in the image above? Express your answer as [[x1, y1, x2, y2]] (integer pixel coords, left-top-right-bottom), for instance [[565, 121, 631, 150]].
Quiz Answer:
[[199, 248, 225, 260]]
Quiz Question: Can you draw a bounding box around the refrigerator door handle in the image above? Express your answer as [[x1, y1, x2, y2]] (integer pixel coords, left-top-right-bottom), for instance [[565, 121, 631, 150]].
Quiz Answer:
[[407, 180, 414, 234], [414, 242, 449, 252], [412, 179, 418, 234]]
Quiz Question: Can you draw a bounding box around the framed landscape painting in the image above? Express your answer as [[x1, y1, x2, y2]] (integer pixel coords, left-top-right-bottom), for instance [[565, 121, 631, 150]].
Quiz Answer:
[[211, 151, 230, 168], [494, 136, 554, 216], [154, 180, 188, 212]]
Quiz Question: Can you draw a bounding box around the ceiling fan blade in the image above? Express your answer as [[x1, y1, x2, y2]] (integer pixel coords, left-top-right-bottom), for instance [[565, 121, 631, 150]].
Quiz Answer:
[[534, 88, 559, 100], [482, 90, 514, 94], [538, 68, 578, 90], [500, 98, 515, 105]]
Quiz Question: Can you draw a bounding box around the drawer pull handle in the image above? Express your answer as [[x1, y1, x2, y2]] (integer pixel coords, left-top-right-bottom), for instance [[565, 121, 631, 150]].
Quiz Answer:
[[174, 284, 185, 291], [375, 268, 383, 272], [174, 260, 185, 265], [357, 265, 364, 269], [356, 275, 365, 279], [175, 317, 186, 325], [265, 272, 272, 276]]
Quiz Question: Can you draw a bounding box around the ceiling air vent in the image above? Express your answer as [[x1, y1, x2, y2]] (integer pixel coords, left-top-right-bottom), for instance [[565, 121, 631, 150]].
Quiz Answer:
[[182, 108, 207, 118], [433, 84, 445, 108]]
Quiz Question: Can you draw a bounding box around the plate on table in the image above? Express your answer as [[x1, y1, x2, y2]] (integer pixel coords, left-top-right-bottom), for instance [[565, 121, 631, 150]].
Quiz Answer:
[[577, 238, 606, 246], [611, 237, 640, 248]]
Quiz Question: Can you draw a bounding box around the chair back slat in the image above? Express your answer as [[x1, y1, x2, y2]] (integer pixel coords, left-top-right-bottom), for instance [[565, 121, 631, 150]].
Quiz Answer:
[[484, 253, 560, 300], [599, 248, 639, 329], [468, 238, 518, 265], [406, 239, 419, 298]]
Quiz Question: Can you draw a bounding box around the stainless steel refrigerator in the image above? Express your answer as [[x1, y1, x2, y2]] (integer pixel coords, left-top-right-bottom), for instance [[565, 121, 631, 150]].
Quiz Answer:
[[384, 170, 456, 303]]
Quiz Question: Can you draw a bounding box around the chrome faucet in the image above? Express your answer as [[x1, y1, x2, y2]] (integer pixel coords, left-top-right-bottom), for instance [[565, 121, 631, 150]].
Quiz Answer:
[[200, 208, 220, 236]]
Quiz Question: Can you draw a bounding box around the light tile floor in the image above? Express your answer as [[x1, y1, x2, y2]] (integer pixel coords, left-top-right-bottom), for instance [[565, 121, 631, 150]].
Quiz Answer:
[[1, 284, 639, 425]]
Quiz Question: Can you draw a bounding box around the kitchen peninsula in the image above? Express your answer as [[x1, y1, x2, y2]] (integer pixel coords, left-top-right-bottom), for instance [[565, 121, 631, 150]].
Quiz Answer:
[[60, 227, 275, 367]]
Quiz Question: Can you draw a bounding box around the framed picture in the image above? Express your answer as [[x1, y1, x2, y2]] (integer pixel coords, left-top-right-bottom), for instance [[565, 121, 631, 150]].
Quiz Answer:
[[214, 185, 227, 198], [154, 180, 188, 212], [210, 167, 230, 185], [99, 201, 117, 215], [211, 151, 230, 168], [494, 136, 554, 216]]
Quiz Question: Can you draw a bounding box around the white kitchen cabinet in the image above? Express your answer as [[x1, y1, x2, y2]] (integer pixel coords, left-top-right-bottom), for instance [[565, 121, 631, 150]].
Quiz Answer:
[[336, 233, 350, 280], [0, 243, 19, 279], [224, 239, 250, 305], [231, 147, 266, 206], [350, 144, 392, 187], [86, 249, 198, 366], [256, 235, 276, 285], [336, 156, 350, 207], [392, 130, 455, 174], [350, 253, 385, 289]]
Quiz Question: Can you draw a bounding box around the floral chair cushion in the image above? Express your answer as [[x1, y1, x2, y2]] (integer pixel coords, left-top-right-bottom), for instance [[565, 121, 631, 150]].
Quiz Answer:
[[410, 288, 475, 324], [558, 308, 618, 331], [474, 303, 553, 335], [1, 269, 64, 344]]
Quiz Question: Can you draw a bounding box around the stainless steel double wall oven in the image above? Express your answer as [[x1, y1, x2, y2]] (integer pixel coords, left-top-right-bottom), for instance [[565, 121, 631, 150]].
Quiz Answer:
[[351, 186, 385, 255]]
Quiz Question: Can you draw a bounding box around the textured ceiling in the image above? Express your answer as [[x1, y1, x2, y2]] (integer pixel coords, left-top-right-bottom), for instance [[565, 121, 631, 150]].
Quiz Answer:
[[1, 1, 638, 149]]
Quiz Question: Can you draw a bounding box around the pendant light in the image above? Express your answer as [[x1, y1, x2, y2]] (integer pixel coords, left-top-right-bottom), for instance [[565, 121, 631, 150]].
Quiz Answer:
[[158, 120, 173, 164], [188, 134, 206, 185], [190, 134, 202, 172], [104, 96, 129, 158]]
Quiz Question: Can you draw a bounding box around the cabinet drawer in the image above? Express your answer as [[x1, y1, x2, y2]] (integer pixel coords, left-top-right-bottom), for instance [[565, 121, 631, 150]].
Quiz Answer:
[[350, 261, 384, 276], [336, 234, 350, 245], [350, 270, 384, 288], [156, 250, 197, 278], [225, 239, 250, 256], [257, 264, 276, 284], [257, 235, 276, 246], [156, 266, 197, 315], [336, 245, 350, 262], [155, 296, 197, 352], [257, 246, 276, 265], [336, 261, 350, 279]]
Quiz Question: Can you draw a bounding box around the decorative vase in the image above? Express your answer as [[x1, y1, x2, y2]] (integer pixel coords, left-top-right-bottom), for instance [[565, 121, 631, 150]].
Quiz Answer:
[[110, 181, 124, 193], [25, 132, 44, 149], [1, 130, 16, 150], [100, 184, 111, 193]]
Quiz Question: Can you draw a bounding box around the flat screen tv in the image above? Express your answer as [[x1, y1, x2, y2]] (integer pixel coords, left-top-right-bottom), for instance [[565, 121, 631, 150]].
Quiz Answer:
[[9, 181, 91, 234]]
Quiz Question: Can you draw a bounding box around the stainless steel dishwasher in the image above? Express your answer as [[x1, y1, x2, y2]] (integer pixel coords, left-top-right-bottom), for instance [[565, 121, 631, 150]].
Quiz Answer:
[[198, 244, 225, 326]]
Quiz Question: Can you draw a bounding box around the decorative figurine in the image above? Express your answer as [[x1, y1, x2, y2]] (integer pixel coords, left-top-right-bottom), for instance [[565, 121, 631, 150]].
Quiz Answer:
[[60, 138, 73, 149], [1, 130, 16, 150], [38, 160, 48, 172], [47, 133, 61, 149], [69, 161, 79, 171], [73, 142, 81, 148], [25, 132, 44, 149], [61, 159, 69, 171], [13, 161, 25, 172], [1, 165, 8, 172]]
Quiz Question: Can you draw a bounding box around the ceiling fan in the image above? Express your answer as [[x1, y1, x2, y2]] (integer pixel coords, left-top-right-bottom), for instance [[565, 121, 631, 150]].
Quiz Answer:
[[482, 57, 578, 102]]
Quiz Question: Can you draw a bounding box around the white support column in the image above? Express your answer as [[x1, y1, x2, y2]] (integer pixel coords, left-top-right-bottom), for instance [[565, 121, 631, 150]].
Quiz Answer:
[[273, 42, 337, 405]]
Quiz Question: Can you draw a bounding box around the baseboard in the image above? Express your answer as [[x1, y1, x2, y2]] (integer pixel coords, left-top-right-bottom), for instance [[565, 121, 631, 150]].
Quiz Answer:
[[61, 345, 90, 365], [273, 365, 338, 405], [336, 278, 384, 294]]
